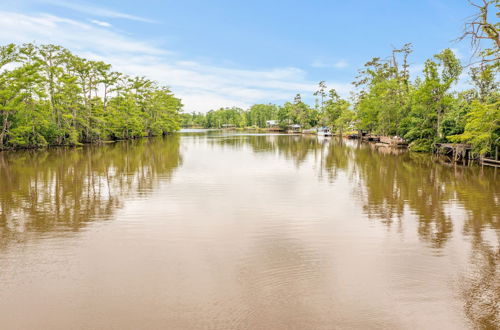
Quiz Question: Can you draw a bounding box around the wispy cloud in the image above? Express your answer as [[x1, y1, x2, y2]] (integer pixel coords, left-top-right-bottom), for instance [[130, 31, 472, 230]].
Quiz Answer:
[[0, 10, 352, 112], [0, 11, 166, 55], [90, 19, 111, 27], [41, 0, 157, 23], [311, 59, 349, 69]]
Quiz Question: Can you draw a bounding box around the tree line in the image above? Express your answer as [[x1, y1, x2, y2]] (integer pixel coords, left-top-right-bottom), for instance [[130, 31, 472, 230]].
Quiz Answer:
[[0, 43, 182, 150], [1, 1, 497, 156], [181, 91, 354, 134], [182, 1, 499, 156], [181, 46, 498, 155]]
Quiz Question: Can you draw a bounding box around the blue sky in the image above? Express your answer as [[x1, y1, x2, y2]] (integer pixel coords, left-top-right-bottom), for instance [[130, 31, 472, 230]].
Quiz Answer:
[[0, 0, 477, 112]]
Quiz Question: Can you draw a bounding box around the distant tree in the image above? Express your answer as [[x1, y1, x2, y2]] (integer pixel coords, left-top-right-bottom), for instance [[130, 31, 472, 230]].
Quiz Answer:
[[247, 104, 278, 127], [323, 89, 350, 132], [313, 81, 327, 113]]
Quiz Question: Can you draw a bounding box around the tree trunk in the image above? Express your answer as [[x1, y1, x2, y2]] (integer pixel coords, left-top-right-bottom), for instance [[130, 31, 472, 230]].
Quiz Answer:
[[0, 112, 10, 149]]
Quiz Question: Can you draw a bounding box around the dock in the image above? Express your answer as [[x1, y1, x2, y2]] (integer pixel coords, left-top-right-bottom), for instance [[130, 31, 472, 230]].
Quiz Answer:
[[379, 136, 408, 147], [481, 157, 500, 166], [434, 143, 473, 162], [362, 135, 380, 142]]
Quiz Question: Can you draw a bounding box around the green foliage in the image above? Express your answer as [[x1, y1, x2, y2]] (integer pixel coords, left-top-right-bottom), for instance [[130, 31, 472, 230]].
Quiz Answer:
[[204, 107, 246, 128], [334, 107, 355, 134], [180, 112, 208, 128], [448, 100, 500, 156], [408, 139, 433, 153], [353, 45, 412, 136], [246, 104, 278, 127], [280, 94, 318, 128], [0, 43, 182, 150], [191, 97, 318, 130], [350, 43, 499, 155]]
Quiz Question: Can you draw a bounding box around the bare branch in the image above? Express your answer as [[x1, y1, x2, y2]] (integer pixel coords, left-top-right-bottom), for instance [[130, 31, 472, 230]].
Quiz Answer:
[[458, 0, 499, 65]]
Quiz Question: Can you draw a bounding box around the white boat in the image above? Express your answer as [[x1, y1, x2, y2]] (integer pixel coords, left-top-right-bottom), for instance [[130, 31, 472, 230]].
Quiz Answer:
[[317, 127, 332, 136]]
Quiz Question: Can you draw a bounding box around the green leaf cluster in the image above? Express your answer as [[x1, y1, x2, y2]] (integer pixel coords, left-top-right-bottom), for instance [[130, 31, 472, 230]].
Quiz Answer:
[[0, 43, 182, 150]]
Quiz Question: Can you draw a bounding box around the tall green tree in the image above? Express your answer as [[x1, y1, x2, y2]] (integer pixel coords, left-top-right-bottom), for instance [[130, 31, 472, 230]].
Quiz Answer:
[[0, 43, 182, 150], [402, 49, 462, 151]]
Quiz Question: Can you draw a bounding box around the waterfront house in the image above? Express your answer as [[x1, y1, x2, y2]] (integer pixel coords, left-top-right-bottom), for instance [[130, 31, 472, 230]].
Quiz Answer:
[[266, 120, 279, 127]]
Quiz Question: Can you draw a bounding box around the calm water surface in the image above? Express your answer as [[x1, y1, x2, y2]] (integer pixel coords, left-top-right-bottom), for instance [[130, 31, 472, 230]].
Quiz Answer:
[[0, 130, 498, 330]]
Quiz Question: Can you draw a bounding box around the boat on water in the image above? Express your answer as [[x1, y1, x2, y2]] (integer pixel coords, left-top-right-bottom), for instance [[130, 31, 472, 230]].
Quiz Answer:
[[317, 127, 332, 136]]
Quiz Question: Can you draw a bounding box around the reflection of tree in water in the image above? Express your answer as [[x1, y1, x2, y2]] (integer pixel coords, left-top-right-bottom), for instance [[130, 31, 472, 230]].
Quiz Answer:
[[353, 148, 456, 247], [461, 236, 499, 330], [223, 133, 499, 329], [334, 142, 499, 329], [271, 136, 324, 167], [0, 136, 181, 243], [343, 144, 499, 249], [322, 138, 353, 182], [196, 133, 500, 328], [211, 134, 499, 248], [211, 134, 325, 167]]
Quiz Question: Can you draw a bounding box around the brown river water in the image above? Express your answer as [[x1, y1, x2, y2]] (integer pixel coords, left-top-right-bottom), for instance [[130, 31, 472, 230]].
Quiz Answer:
[[0, 130, 498, 330]]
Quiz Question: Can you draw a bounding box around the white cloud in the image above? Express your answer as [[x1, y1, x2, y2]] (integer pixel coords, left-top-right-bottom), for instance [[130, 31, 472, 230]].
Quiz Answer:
[[41, 0, 157, 23], [0, 10, 352, 112], [0, 11, 167, 55], [311, 59, 349, 69], [90, 19, 111, 28]]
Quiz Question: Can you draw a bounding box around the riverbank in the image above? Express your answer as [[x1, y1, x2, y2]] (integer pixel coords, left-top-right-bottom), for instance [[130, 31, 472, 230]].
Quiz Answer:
[[5, 127, 497, 167], [0, 131, 178, 152]]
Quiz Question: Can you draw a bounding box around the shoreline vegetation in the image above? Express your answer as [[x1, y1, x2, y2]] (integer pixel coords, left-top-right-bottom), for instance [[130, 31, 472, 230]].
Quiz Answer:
[[0, 44, 182, 151], [181, 1, 499, 160], [1, 2, 498, 158], [181, 43, 498, 159]]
